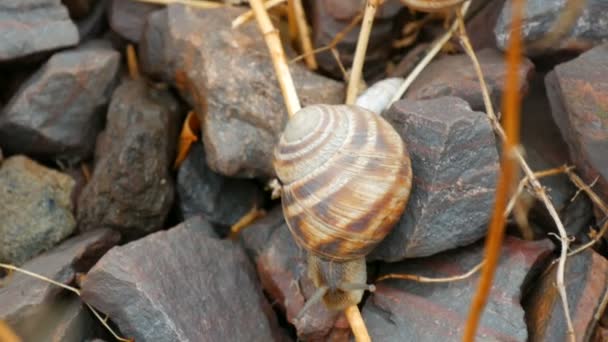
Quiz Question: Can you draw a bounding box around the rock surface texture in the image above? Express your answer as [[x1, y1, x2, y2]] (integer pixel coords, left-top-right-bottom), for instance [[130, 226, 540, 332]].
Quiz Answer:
[[81, 218, 281, 342], [364, 238, 553, 341], [0, 0, 79, 61], [140, 5, 343, 178], [0, 229, 120, 339], [0, 156, 76, 264], [495, 0, 608, 55], [546, 43, 608, 209], [0, 41, 120, 162], [77, 79, 180, 237], [371, 97, 499, 261], [108, 0, 160, 42]]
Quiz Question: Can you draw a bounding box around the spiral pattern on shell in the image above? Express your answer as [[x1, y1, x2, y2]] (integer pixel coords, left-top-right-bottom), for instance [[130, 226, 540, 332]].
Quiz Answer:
[[273, 104, 412, 262]]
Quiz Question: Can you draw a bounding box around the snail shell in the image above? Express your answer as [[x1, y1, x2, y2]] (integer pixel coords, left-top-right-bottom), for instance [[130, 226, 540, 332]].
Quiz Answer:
[[273, 104, 412, 262]]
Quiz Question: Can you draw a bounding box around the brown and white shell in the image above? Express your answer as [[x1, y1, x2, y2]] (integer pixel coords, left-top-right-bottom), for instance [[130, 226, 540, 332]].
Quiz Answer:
[[273, 104, 413, 262]]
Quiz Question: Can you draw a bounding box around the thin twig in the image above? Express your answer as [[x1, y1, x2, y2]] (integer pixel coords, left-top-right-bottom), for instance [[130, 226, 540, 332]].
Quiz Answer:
[[458, 3, 575, 340], [231, 0, 286, 29], [376, 260, 484, 283], [228, 206, 267, 240], [249, 0, 301, 116], [344, 305, 371, 342], [345, 0, 382, 104], [389, 0, 472, 104], [132, 0, 224, 8], [0, 263, 131, 342], [126, 45, 140, 80], [0, 320, 20, 342], [292, 0, 317, 69]]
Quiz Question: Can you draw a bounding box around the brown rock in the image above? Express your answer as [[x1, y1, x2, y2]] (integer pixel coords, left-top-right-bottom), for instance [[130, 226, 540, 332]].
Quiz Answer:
[[108, 0, 160, 42], [0, 156, 76, 265], [371, 97, 499, 261], [77, 79, 180, 237], [139, 5, 344, 178], [461, 0, 506, 51], [364, 237, 553, 341], [241, 208, 340, 340], [0, 0, 79, 62], [0, 41, 120, 162], [405, 48, 534, 112], [309, 0, 405, 80], [0, 229, 120, 336], [525, 249, 608, 341], [546, 44, 608, 212], [81, 218, 282, 342]]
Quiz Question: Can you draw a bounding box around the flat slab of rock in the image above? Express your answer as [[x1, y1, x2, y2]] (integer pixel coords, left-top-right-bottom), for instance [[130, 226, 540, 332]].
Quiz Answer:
[[108, 0, 160, 42], [77, 79, 180, 237], [0, 0, 79, 61], [405, 49, 534, 112], [241, 208, 340, 340], [81, 218, 281, 342], [546, 44, 608, 211], [140, 5, 343, 178], [364, 237, 553, 341], [371, 97, 499, 261], [495, 0, 608, 55], [0, 156, 76, 264], [0, 229, 120, 337], [176, 142, 262, 226], [0, 41, 120, 162], [525, 249, 608, 341]]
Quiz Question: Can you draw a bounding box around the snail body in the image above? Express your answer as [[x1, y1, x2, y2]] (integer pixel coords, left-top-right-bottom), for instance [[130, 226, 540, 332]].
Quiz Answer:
[[273, 104, 412, 312]]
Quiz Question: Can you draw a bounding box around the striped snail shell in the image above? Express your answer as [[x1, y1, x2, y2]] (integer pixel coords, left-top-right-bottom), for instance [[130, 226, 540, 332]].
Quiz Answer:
[[273, 104, 412, 312]]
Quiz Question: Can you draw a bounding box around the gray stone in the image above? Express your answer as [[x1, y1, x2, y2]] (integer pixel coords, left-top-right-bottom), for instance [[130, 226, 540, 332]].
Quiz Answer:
[[81, 218, 282, 342], [108, 0, 160, 42], [0, 41, 120, 162], [495, 0, 608, 55], [139, 5, 343, 178], [545, 44, 608, 213], [371, 97, 499, 261], [364, 238, 553, 341], [77, 79, 180, 237], [0, 0, 79, 61], [0, 156, 76, 264], [176, 142, 263, 226], [0, 229, 120, 336]]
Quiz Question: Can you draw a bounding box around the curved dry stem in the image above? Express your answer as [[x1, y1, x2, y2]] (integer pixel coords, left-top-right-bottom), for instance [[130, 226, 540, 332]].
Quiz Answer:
[[376, 260, 484, 283], [344, 305, 371, 342], [232, 0, 286, 29]]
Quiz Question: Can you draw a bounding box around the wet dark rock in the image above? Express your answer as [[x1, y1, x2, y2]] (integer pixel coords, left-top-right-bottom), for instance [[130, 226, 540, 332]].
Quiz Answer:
[[309, 0, 404, 80], [364, 237, 553, 341], [240, 208, 340, 340], [108, 0, 160, 42], [0, 0, 79, 62], [545, 44, 608, 213], [495, 0, 608, 55], [525, 249, 608, 341], [371, 97, 499, 261], [0, 229, 120, 337], [81, 218, 281, 342], [139, 5, 343, 178], [0, 156, 76, 265], [176, 142, 263, 226], [405, 48, 534, 112], [77, 79, 180, 237], [0, 41, 120, 162]]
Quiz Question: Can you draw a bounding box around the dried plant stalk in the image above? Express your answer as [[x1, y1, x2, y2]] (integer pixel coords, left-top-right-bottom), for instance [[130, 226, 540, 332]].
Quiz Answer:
[[231, 0, 286, 29], [228, 207, 267, 239], [376, 260, 484, 283], [344, 306, 371, 342], [292, 0, 317, 69], [0, 320, 20, 342], [249, 0, 301, 116], [126, 45, 140, 80], [345, 0, 382, 104]]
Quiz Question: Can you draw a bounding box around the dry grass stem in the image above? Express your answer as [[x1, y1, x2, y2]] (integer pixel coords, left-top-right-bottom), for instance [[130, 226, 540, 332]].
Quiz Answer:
[[344, 305, 371, 342], [0, 320, 20, 342], [231, 0, 286, 28], [133, 0, 223, 8], [228, 206, 267, 239], [376, 260, 484, 283], [458, 4, 575, 339], [0, 263, 130, 341], [389, 0, 472, 104], [126, 45, 140, 80], [291, 0, 317, 69], [345, 0, 382, 104], [249, 0, 301, 116]]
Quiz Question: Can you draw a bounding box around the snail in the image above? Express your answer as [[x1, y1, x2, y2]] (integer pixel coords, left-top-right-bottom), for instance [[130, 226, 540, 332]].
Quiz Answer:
[[273, 104, 412, 316]]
